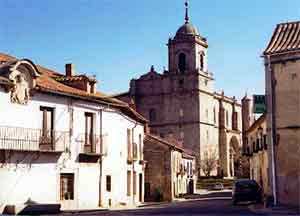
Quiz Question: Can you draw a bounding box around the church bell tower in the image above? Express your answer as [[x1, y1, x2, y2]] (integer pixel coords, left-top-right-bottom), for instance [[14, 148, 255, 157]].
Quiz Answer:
[[168, 1, 209, 74]]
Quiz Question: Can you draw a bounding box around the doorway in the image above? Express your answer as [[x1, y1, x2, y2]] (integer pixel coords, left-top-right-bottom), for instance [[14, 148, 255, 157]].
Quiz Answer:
[[139, 174, 143, 202]]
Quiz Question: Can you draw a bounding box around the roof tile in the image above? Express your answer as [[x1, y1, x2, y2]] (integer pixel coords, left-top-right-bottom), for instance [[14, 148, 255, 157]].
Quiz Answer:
[[264, 21, 300, 55]]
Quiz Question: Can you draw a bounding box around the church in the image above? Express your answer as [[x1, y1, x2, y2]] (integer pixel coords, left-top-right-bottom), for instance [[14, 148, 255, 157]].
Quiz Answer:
[[115, 1, 243, 178]]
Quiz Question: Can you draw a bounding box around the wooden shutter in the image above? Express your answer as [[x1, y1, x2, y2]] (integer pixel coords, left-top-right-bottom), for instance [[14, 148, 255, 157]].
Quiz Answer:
[[127, 171, 131, 196], [127, 129, 131, 159], [133, 171, 136, 195]]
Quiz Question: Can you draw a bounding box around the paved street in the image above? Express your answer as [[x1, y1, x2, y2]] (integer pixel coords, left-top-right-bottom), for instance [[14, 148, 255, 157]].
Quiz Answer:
[[56, 192, 296, 216]]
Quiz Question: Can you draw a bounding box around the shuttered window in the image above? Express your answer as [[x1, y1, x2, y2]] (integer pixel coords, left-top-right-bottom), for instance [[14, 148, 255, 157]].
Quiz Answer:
[[139, 134, 143, 160], [127, 129, 132, 159], [133, 171, 137, 195], [106, 175, 111, 192], [127, 171, 131, 196]]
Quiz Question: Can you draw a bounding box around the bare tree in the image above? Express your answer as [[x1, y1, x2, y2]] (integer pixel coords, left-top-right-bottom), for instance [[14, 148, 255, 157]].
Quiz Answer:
[[199, 148, 218, 177]]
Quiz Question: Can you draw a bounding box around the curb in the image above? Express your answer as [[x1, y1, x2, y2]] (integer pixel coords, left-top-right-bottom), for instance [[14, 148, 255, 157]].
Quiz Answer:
[[138, 202, 170, 208], [61, 208, 108, 214], [248, 204, 300, 215]]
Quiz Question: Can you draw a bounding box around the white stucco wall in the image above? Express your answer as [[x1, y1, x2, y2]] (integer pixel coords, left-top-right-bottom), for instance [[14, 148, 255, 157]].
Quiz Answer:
[[0, 87, 145, 211]]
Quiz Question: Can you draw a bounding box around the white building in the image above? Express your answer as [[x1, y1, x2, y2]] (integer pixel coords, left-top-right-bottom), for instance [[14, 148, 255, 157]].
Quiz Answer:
[[0, 53, 147, 214]]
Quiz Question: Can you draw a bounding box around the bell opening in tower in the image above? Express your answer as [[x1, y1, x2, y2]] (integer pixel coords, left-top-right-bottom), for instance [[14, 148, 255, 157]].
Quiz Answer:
[[178, 53, 187, 73]]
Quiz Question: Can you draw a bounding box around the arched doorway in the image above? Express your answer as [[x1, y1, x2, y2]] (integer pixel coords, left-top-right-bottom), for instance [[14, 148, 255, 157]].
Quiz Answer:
[[229, 136, 240, 177]]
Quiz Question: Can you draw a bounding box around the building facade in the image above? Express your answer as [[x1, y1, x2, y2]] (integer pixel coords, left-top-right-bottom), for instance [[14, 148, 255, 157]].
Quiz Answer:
[[244, 114, 269, 196], [144, 134, 196, 202], [263, 21, 300, 207], [116, 3, 243, 178], [0, 53, 147, 214]]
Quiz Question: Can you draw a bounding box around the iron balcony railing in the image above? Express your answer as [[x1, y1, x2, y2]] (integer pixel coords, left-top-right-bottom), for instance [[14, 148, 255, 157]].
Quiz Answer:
[[76, 133, 107, 155], [0, 126, 69, 152]]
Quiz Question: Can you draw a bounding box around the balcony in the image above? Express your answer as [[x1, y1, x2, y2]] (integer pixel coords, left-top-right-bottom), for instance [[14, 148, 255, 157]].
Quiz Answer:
[[0, 126, 68, 152], [77, 133, 107, 156]]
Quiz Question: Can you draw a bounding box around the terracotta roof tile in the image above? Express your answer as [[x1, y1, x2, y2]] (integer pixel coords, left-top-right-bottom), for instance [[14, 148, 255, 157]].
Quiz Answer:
[[246, 113, 266, 134], [0, 53, 147, 123], [0, 53, 17, 62], [145, 134, 195, 158], [264, 21, 300, 55]]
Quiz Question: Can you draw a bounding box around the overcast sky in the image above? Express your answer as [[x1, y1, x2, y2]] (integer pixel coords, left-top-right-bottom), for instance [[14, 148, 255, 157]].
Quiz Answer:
[[1, 0, 300, 99]]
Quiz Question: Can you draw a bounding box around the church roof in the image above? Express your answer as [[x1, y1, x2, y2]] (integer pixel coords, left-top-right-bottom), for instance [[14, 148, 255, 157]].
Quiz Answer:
[[264, 21, 300, 55]]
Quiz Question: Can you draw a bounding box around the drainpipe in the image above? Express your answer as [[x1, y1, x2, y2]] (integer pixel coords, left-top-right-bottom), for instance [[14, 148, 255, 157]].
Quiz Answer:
[[267, 55, 277, 206]]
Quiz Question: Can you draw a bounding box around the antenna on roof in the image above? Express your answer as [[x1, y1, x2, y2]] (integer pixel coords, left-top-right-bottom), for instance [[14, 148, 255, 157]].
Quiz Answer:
[[185, 0, 190, 24]]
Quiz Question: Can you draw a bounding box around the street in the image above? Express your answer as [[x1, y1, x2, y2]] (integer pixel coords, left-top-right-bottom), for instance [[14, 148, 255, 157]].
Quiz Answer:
[[56, 192, 278, 216]]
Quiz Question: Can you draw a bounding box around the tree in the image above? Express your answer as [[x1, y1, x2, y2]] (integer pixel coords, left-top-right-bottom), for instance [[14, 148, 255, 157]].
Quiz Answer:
[[199, 148, 218, 177]]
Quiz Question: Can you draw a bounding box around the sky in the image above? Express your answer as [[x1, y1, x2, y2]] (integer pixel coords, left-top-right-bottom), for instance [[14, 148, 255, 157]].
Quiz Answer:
[[1, 0, 300, 99]]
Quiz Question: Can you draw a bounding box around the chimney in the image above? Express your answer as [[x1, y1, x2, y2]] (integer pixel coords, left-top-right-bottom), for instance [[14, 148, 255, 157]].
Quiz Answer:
[[65, 63, 75, 77]]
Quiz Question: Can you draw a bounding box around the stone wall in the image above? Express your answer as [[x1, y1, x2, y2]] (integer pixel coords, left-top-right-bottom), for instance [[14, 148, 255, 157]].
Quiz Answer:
[[144, 139, 172, 201], [268, 54, 300, 207]]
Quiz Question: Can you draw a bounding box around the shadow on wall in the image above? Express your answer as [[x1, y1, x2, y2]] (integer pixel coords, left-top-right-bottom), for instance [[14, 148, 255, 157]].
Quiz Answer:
[[1, 151, 61, 166]]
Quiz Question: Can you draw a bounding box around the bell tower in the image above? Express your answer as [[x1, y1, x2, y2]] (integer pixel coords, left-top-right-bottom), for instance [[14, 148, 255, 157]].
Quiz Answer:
[[168, 1, 208, 74]]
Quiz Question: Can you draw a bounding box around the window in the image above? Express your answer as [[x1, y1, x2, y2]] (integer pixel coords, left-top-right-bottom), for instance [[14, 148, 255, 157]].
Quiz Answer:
[[180, 131, 184, 139], [232, 111, 238, 130], [133, 142, 138, 160], [206, 130, 209, 142], [133, 171, 137, 195], [40, 106, 54, 148], [206, 109, 209, 121], [60, 173, 74, 200], [179, 79, 184, 88], [85, 112, 95, 153], [127, 171, 131, 196], [139, 134, 143, 160], [263, 135, 267, 150], [213, 107, 216, 124], [179, 109, 184, 117], [106, 175, 111, 192], [40, 106, 54, 136], [127, 129, 132, 159], [149, 108, 156, 122], [200, 54, 204, 70], [226, 111, 229, 127], [178, 53, 186, 73]]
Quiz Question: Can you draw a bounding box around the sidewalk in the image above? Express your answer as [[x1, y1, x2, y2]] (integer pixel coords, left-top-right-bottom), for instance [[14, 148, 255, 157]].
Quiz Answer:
[[249, 203, 300, 215]]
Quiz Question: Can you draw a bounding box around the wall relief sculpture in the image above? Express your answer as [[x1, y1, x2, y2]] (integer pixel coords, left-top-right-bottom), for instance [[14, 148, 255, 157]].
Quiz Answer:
[[10, 73, 30, 105], [0, 59, 40, 105]]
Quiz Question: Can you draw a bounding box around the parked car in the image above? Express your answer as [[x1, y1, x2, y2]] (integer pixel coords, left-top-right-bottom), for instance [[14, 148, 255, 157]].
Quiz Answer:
[[211, 183, 224, 191], [232, 179, 262, 205]]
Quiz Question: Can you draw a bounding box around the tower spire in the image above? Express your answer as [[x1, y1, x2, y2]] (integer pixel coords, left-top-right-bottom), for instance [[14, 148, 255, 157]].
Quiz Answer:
[[185, 0, 189, 24]]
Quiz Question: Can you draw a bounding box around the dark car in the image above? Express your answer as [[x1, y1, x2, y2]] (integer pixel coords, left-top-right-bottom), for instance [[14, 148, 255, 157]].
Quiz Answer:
[[232, 179, 262, 205]]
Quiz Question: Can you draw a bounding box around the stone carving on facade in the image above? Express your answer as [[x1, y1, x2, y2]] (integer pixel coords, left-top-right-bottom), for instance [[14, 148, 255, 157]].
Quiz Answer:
[[10, 73, 30, 105], [10, 72, 30, 104]]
